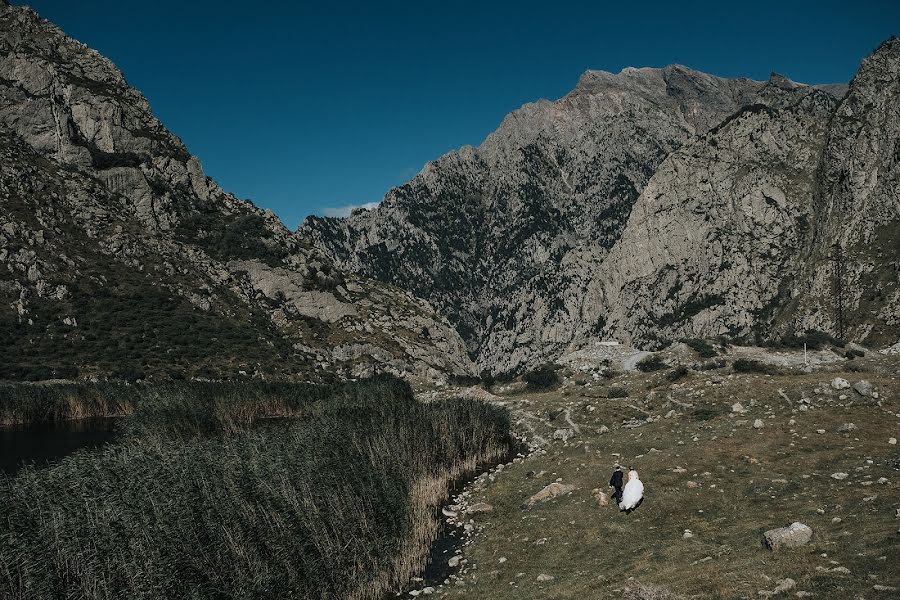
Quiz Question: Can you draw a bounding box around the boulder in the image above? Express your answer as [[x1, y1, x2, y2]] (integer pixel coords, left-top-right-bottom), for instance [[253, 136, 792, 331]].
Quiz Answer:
[[466, 502, 493, 514], [852, 380, 873, 397], [763, 522, 813, 550], [523, 482, 576, 509]]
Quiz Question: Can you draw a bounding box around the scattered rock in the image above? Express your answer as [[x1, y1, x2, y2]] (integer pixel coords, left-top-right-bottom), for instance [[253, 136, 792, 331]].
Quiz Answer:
[[836, 423, 857, 433], [889, 438, 897, 445], [753, 418, 765, 429], [764, 522, 813, 550], [831, 377, 850, 390], [447, 556, 461, 568], [830, 472, 848, 480], [732, 402, 746, 413], [536, 574, 554, 582], [553, 428, 574, 442], [774, 578, 796, 594]]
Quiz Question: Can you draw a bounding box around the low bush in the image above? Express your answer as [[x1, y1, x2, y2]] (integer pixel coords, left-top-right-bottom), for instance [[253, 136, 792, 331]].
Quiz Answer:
[[607, 386, 629, 398], [732, 358, 776, 374], [665, 365, 690, 383], [696, 358, 727, 371], [522, 365, 561, 391], [636, 355, 668, 372], [680, 338, 717, 358], [766, 329, 846, 350]]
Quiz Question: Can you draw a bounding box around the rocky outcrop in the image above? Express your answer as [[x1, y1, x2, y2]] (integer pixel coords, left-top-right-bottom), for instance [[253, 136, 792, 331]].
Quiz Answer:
[[0, 4, 474, 382]]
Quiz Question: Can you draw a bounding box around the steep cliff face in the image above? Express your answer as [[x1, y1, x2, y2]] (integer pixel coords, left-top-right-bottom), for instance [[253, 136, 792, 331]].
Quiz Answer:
[[302, 66, 766, 373], [595, 40, 900, 350], [0, 3, 474, 381], [789, 38, 900, 347], [593, 87, 838, 346]]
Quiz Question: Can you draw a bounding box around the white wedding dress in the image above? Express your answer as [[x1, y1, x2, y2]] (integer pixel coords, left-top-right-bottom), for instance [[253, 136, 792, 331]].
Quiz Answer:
[[620, 470, 644, 510]]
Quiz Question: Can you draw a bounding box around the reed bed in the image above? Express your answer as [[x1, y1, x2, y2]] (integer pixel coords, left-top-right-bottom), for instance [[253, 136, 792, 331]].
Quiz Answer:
[[0, 378, 407, 427], [0, 376, 513, 599]]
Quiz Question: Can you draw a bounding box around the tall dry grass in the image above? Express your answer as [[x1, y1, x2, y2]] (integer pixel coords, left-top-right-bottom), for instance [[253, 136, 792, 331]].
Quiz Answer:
[[0, 376, 513, 599]]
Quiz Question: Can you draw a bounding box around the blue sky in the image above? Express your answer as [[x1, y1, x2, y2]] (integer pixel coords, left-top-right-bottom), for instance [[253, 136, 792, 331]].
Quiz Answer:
[[22, 0, 900, 229]]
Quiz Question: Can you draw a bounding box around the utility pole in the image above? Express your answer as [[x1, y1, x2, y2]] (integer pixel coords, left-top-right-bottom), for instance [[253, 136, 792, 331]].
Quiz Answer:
[[826, 243, 845, 339]]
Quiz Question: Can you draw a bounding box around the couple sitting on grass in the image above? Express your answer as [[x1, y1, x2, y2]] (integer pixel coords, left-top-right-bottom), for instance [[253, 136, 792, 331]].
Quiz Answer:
[[609, 465, 643, 512]]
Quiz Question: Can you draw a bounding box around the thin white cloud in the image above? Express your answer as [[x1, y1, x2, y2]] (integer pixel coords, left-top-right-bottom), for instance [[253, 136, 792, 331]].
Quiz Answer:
[[321, 201, 380, 218]]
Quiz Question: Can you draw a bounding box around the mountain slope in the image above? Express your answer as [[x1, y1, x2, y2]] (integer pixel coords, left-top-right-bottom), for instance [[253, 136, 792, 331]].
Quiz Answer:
[[0, 3, 474, 382], [595, 39, 900, 349], [302, 58, 888, 373], [302, 66, 768, 373]]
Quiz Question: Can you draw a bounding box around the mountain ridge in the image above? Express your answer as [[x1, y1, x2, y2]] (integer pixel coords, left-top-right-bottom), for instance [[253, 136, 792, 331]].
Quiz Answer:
[[302, 43, 898, 374]]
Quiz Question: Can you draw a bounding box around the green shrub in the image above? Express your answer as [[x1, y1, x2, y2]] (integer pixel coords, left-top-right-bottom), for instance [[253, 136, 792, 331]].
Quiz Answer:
[[665, 365, 690, 382], [844, 348, 865, 359], [680, 338, 717, 358], [607, 386, 629, 398], [732, 358, 776, 374], [766, 329, 846, 350], [523, 365, 561, 391], [636, 355, 667, 372]]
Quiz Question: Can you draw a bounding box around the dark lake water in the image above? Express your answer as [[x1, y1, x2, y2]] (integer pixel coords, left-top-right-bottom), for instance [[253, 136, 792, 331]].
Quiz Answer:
[[0, 418, 119, 476]]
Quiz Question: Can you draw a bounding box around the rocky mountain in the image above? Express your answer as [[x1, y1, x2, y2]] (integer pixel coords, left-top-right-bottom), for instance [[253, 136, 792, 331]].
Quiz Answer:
[[0, 3, 474, 382], [592, 39, 900, 350], [302, 43, 899, 374]]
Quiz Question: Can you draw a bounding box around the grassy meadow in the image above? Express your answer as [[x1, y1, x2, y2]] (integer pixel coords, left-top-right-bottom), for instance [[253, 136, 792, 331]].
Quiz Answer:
[[0, 376, 514, 599], [438, 353, 899, 599]]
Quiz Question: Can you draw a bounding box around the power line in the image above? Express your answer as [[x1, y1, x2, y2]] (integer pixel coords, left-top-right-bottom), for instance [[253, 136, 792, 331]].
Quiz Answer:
[[825, 243, 845, 339]]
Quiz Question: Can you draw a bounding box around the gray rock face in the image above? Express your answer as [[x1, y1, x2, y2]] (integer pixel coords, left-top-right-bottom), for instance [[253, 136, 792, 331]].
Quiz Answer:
[[788, 38, 900, 348], [0, 5, 474, 381], [303, 43, 899, 372]]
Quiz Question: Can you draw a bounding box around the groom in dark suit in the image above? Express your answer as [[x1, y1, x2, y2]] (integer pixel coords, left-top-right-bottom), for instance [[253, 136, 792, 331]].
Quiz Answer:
[[609, 465, 624, 505]]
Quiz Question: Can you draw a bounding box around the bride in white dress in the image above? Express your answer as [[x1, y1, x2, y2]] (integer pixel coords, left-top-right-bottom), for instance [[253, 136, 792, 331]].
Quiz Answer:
[[620, 466, 644, 511]]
